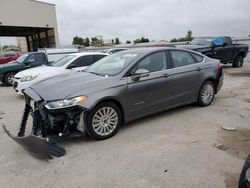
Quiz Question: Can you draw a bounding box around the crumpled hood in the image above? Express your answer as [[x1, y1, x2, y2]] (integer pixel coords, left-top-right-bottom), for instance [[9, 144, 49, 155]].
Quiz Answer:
[[177, 44, 212, 52], [15, 65, 59, 78], [30, 72, 115, 101]]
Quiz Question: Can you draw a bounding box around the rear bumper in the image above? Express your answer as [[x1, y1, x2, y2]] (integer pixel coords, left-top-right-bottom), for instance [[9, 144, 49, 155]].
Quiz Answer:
[[216, 69, 223, 93]]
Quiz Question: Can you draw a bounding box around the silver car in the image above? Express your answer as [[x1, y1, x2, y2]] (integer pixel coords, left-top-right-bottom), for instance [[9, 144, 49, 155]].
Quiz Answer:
[[4, 47, 223, 159]]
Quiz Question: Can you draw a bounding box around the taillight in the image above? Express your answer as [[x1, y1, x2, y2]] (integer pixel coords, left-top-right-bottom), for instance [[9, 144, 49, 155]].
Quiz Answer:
[[217, 63, 223, 69]]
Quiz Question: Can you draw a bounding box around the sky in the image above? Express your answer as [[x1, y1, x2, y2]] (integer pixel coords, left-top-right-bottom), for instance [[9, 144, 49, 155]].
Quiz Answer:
[[1, 0, 250, 46]]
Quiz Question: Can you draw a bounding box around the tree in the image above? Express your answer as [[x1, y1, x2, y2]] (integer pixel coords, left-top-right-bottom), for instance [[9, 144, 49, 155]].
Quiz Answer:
[[133, 37, 150, 44], [126, 40, 131, 44], [186, 30, 193, 41], [141, 37, 149, 43], [72, 36, 84, 45], [83, 37, 90, 47], [91, 37, 103, 46], [170, 30, 193, 42], [115, 38, 120, 45], [2, 45, 8, 51]]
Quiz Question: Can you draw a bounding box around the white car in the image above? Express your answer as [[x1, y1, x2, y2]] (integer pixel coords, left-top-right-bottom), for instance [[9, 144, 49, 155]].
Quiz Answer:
[[13, 52, 108, 94]]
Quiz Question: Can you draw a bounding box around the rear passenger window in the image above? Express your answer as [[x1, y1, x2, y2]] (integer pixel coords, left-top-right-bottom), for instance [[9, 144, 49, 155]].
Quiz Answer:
[[73, 55, 93, 67], [191, 53, 204, 63], [170, 50, 196, 67], [93, 55, 106, 63]]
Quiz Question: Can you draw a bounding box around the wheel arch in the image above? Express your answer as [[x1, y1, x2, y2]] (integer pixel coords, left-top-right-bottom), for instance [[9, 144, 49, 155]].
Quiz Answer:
[[89, 97, 125, 124], [203, 77, 217, 93], [237, 51, 246, 59], [3, 71, 17, 84]]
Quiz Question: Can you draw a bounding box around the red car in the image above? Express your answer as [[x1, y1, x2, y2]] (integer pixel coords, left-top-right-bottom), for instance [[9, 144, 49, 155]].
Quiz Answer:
[[0, 52, 21, 64]]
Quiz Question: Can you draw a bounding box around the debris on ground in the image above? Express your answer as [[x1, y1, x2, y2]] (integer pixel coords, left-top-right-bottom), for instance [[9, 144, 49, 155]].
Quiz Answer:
[[215, 143, 228, 151], [191, 140, 199, 143], [0, 111, 4, 115], [221, 126, 236, 131]]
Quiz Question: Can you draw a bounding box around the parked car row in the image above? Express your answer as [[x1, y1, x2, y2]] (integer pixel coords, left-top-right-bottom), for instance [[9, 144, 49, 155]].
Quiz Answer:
[[0, 48, 79, 86], [13, 52, 107, 94], [3, 47, 224, 159]]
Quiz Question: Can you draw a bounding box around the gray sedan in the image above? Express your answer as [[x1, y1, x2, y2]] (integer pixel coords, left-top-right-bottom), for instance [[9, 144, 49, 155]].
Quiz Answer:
[[4, 47, 223, 158]]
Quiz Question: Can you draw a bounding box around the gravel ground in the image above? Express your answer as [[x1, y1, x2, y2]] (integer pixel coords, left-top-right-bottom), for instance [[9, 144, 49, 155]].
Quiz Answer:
[[0, 55, 250, 188]]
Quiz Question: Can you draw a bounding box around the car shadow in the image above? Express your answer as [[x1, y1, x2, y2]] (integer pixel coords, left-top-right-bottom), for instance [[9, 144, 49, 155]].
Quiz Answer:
[[120, 103, 199, 132], [0, 83, 10, 87], [58, 103, 199, 147]]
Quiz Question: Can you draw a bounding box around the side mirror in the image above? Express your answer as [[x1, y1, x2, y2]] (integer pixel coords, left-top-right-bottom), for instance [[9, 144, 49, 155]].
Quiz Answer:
[[24, 60, 34, 65], [67, 64, 76, 69], [131, 69, 150, 81]]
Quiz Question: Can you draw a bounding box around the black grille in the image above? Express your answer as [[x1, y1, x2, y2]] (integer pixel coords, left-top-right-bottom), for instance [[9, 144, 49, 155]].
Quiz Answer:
[[13, 81, 18, 89]]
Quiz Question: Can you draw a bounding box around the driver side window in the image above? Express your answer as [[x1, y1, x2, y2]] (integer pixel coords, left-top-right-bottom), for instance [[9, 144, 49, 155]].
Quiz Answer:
[[129, 52, 167, 75], [26, 54, 35, 62]]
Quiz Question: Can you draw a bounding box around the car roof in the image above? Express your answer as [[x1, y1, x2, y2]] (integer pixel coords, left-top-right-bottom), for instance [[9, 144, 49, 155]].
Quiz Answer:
[[123, 47, 205, 57], [69, 52, 109, 57], [125, 47, 176, 54]]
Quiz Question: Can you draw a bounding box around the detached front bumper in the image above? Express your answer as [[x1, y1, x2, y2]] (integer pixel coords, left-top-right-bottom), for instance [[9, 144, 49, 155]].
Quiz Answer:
[[3, 125, 65, 159], [3, 88, 87, 159]]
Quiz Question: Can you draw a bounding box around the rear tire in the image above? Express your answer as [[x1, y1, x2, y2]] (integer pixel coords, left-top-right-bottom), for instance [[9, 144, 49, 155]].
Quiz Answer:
[[197, 81, 215, 107], [4, 72, 16, 86], [232, 55, 244, 68], [86, 102, 122, 140]]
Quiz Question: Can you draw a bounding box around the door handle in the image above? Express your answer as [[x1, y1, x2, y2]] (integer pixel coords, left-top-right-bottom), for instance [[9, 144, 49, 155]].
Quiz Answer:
[[162, 73, 169, 78], [196, 67, 201, 71]]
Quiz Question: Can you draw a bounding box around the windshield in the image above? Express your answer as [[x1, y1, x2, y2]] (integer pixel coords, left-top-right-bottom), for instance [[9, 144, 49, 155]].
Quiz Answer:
[[49, 55, 76, 67], [16, 54, 29, 63], [190, 37, 213, 46], [85, 52, 140, 76]]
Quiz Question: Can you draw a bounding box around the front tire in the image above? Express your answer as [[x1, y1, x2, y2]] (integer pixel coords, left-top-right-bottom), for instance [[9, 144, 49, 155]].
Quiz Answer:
[[197, 81, 215, 107], [4, 72, 16, 86], [86, 102, 122, 140], [232, 55, 244, 68]]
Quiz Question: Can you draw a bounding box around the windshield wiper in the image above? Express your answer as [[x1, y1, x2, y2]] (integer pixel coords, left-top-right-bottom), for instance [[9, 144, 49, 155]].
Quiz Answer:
[[88, 72, 102, 76]]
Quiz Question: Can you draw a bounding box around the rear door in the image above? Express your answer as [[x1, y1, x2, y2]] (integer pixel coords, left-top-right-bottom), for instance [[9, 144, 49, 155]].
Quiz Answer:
[[168, 50, 204, 106], [125, 51, 172, 119]]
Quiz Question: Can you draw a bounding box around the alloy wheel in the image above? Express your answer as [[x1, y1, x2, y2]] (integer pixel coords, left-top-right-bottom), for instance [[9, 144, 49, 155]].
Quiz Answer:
[[92, 107, 118, 136], [201, 83, 214, 104]]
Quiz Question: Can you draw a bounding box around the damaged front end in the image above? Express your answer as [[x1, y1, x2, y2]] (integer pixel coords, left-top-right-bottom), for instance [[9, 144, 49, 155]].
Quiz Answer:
[[3, 88, 88, 159]]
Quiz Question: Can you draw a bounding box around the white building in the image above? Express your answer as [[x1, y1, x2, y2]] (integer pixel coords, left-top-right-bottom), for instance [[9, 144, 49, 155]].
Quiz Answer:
[[0, 0, 59, 51]]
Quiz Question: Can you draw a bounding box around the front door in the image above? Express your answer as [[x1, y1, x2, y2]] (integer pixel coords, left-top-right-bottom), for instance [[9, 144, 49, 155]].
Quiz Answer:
[[124, 51, 172, 120]]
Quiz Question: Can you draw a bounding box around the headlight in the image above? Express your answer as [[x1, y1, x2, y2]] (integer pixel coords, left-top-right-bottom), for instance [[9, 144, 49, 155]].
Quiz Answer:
[[21, 74, 39, 82], [45, 96, 87, 109]]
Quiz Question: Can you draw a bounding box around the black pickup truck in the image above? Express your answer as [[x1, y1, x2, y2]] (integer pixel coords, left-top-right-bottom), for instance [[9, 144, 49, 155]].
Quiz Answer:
[[178, 36, 249, 67]]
